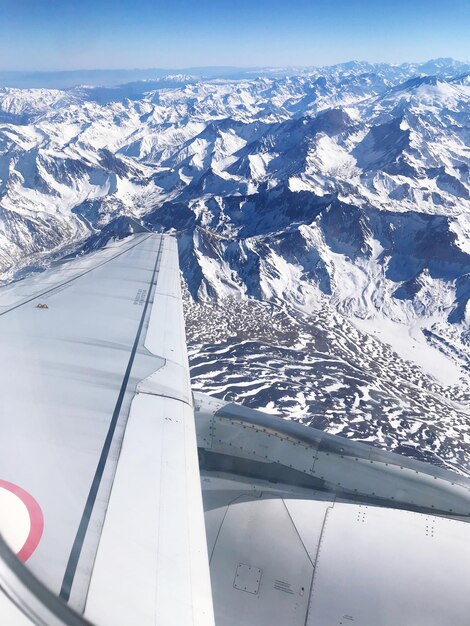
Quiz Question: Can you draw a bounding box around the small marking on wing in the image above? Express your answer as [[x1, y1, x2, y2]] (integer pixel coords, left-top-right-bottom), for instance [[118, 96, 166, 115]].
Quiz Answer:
[[133, 289, 147, 305]]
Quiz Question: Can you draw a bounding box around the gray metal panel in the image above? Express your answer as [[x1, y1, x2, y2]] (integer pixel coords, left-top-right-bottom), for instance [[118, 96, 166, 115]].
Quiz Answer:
[[208, 493, 314, 626], [201, 472, 470, 626], [233, 564, 261, 594], [216, 401, 470, 487], [307, 503, 470, 626], [312, 450, 470, 515], [197, 393, 470, 625], [199, 397, 470, 517]]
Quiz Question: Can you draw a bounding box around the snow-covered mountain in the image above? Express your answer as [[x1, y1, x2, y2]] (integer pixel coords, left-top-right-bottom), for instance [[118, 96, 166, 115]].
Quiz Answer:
[[1, 58, 469, 474]]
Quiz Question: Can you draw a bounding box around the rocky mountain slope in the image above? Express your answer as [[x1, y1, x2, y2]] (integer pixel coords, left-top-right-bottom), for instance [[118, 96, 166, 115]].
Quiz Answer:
[[1, 58, 469, 474]]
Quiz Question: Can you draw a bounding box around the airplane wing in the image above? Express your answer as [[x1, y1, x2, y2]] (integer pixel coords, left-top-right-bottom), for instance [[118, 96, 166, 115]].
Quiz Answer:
[[0, 233, 214, 625], [1, 230, 470, 626], [195, 394, 470, 626]]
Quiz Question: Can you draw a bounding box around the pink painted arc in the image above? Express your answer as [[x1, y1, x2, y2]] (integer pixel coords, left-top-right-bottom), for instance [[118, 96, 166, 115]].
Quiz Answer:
[[0, 479, 44, 562]]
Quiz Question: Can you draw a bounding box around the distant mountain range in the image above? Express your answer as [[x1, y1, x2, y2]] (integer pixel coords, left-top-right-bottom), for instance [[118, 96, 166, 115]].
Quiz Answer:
[[0, 62, 468, 355], [1, 57, 468, 88], [1, 57, 469, 473]]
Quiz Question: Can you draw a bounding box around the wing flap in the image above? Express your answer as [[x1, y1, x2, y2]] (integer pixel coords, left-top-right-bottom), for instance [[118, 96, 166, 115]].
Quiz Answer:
[[85, 394, 213, 626]]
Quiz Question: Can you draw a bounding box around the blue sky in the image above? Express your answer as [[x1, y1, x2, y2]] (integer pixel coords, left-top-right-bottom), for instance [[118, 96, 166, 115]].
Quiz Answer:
[[0, 0, 468, 71]]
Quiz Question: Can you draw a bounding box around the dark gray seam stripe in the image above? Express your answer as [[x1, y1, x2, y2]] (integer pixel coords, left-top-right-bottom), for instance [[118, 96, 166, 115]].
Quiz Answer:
[[139, 389, 192, 407], [281, 498, 315, 568], [208, 493, 261, 562], [0, 234, 153, 318], [59, 235, 163, 601], [304, 503, 335, 626]]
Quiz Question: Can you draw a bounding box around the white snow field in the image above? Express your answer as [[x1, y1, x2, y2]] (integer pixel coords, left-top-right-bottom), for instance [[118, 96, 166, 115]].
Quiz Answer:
[[0, 59, 469, 475]]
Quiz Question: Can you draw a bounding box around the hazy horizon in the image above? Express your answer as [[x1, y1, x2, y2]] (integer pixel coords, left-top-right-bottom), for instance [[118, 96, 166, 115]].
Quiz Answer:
[[1, 56, 469, 75], [0, 57, 469, 90], [0, 0, 469, 72]]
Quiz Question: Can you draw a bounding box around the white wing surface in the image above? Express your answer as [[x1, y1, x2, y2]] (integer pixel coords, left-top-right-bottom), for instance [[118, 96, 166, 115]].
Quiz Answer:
[[0, 233, 214, 625]]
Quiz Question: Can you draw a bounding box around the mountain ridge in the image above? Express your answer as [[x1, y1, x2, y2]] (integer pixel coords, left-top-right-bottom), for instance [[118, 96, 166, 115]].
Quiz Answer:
[[0, 59, 469, 466]]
